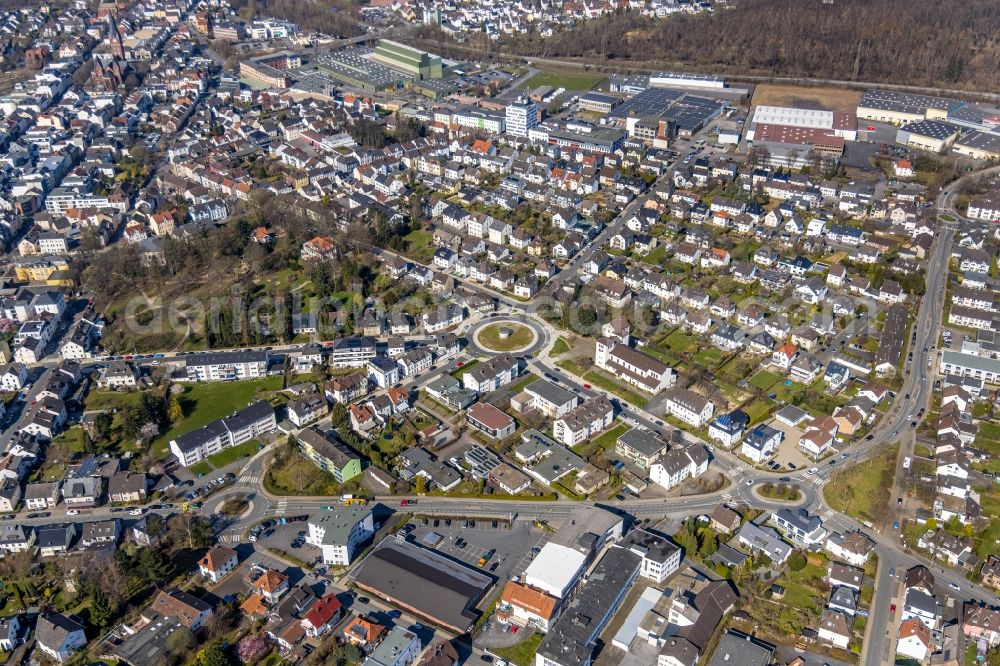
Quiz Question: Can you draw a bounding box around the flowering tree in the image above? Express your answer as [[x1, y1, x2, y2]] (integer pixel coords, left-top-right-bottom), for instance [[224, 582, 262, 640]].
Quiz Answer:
[[236, 634, 270, 664]]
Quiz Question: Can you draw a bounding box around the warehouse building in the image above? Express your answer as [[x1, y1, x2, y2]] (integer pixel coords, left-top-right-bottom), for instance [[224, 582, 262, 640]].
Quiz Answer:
[[748, 123, 845, 165], [578, 92, 620, 114], [528, 123, 626, 154], [953, 129, 1000, 160], [535, 548, 642, 666], [370, 39, 445, 79], [352, 537, 493, 633], [748, 105, 857, 140], [856, 89, 961, 125], [896, 119, 961, 153], [313, 50, 405, 93], [239, 52, 301, 89], [649, 71, 726, 90], [523, 543, 588, 599], [607, 88, 724, 138]]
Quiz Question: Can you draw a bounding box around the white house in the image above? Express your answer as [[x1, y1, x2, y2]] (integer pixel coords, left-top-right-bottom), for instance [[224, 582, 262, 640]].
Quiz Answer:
[[306, 506, 375, 566], [663, 388, 714, 428]]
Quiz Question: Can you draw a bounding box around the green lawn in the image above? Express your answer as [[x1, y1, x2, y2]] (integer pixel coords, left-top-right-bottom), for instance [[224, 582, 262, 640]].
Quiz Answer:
[[189, 461, 213, 477], [491, 633, 543, 666], [519, 71, 605, 91], [780, 553, 829, 616], [824, 445, 898, 523], [692, 348, 724, 369], [207, 439, 262, 468], [749, 370, 782, 391], [575, 423, 631, 455], [152, 377, 283, 459], [451, 359, 480, 379], [402, 229, 435, 264], [975, 421, 1000, 455], [743, 398, 776, 424], [659, 328, 698, 354], [555, 359, 589, 377], [85, 390, 147, 412], [51, 426, 88, 454], [582, 371, 648, 409], [550, 338, 571, 356], [478, 323, 535, 352], [507, 373, 539, 394]]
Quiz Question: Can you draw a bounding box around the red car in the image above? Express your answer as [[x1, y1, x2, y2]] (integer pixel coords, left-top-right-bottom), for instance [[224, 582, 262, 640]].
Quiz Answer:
[[583, 383, 591, 389], [456, 361, 465, 367], [890, 604, 896, 614], [400, 499, 416, 506]]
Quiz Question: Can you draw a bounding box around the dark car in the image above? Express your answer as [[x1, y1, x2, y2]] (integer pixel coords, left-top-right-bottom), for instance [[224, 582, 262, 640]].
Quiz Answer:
[[358, 597, 370, 604]]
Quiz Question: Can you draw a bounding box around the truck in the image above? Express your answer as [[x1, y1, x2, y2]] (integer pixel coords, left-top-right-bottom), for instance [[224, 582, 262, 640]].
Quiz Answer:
[[343, 498, 368, 506]]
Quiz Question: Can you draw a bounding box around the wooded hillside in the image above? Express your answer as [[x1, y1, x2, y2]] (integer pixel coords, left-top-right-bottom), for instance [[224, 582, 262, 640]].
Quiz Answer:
[[502, 0, 1000, 90]]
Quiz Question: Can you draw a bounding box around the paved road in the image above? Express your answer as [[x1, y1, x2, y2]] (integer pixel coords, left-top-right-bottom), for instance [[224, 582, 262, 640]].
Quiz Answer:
[[858, 182, 962, 665]]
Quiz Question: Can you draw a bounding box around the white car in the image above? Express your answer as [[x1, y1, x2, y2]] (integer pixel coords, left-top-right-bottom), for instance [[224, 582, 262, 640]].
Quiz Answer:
[[745, 479, 754, 486], [130, 508, 144, 516], [67, 509, 79, 516], [903, 456, 911, 469]]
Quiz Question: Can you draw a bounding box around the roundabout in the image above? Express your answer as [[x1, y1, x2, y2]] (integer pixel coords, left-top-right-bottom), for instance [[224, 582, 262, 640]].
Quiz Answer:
[[467, 316, 548, 355], [476, 322, 535, 352]]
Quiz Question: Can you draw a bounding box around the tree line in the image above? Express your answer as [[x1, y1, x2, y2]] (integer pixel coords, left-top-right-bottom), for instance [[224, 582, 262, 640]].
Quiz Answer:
[[494, 0, 1000, 90]]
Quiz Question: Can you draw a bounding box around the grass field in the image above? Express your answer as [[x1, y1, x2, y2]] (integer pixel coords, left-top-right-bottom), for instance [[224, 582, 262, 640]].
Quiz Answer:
[[477, 323, 535, 352], [265, 449, 348, 496], [582, 371, 648, 409], [205, 440, 262, 470], [152, 377, 283, 458], [975, 421, 1000, 455], [824, 445, 898, 523], [519, 70, 605, 91], [550, 338, 571, 356], [402, 229, 435, 264], [451, 359, 480, 379], [85, 390, 147, 412], [507, 373, 539, 395], [750, 83, 862, 112], [749, 370, 782, 392], [692, 348, 724, 368], [574, 422, 631, 456], [189, 461, 213, 477], [658, 328, 698, 355], [491, 633, 543, 666], [743, 398, 775, 424]]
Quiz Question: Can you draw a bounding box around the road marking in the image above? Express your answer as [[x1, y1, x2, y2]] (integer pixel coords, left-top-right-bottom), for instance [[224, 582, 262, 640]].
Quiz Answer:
[[721, 493, 732, 502], [239, 473, 260, 485], [275, 501, 288, 515]]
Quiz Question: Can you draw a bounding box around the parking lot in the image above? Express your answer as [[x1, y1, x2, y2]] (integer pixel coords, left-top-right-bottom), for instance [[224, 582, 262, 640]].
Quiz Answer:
[[251, 518, 318, 564], [763, 418, 814, 470], [406, 518, 545, 595]]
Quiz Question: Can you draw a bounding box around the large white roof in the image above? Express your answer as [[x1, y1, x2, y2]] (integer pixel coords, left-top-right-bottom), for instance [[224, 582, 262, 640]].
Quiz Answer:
[[523, 543, 587, 599]]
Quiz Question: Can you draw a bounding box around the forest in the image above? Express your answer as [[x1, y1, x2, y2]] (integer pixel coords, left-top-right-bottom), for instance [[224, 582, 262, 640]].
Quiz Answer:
[[229, 0, 365, 38], [499, 0, 1000, 90]]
